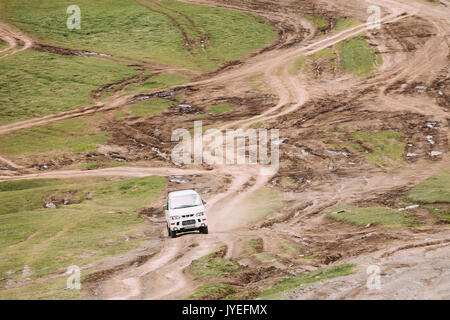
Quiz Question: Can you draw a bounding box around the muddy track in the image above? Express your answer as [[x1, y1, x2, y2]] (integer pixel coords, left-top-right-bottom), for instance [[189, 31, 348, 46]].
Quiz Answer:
[[0, 0, 449, 299]]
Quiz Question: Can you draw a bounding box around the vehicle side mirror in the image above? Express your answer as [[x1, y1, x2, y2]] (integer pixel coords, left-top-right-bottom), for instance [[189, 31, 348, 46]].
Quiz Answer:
[[163, 204, 168, 210], [202, 199, 207, 205]]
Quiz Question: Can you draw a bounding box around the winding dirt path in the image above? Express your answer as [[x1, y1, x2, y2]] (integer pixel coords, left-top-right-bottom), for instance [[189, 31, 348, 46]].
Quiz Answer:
[[0, 0, 448, 300]]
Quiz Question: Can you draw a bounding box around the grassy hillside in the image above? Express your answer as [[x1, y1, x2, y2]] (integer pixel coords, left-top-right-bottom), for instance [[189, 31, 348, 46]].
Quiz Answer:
[[0, 50, 137, 125], [0, 115, 109, 164], [0, 176, 166, 292], [1, 0, 277, 71]]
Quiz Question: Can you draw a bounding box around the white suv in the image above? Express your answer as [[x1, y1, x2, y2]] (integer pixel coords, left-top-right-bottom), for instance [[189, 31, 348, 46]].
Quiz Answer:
[[164, 189, 208, 238]]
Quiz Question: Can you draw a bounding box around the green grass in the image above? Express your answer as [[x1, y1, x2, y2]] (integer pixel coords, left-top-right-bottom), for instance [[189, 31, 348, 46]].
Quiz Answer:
[[0, 50, 137, 125], [0, 276, 83, 300], [327, 205, 411, 227], [124, 73, 187, 96], [0, 116, 109, 163], [190, 247, 241, 279], [0, 176, 166, 283], [279, 241, 302, 257], [188, 283, 237, 300], [257, 263, 356, 300], [304, 15, 329, 31], [254, 253, 278, 264], [209, 102, 235, 115], [241, 188, 284, 223], [243, 237, 277, 263], [0, 40, 7, 49], [63, 161, 129, 171], [292, 48, 338, 76], [340, 36, 382, 76], [406, 172, 450, 204], [333, 18, 360, 32], [129, 97, 174, 118], [350, 131, 406, 166], [244, 237, 263, 256], [426, 205, 450, 223], [2, 0, 276, 71]]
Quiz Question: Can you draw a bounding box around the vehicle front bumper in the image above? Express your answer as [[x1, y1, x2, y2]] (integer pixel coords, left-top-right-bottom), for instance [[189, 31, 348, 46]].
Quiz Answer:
[[169, 218, 208, 232]]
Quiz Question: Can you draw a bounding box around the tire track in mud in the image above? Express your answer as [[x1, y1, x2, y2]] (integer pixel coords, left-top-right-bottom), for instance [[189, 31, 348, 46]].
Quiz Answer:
[[133, 0, 196, 51], [1, 0, 449, 299]]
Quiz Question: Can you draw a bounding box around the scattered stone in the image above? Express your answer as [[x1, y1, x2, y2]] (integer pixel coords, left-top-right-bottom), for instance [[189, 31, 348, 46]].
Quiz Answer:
[[325, 150, 350, 157], [169, 175, 188, 184], [273, 138, 288, 146], [398, 205, 419, 212], [426, 135, 435, 145], [406, 153, 419, 158], [330, 209, 346, 215], [429, 151, 443, 157], [45, 203, 57, 209]]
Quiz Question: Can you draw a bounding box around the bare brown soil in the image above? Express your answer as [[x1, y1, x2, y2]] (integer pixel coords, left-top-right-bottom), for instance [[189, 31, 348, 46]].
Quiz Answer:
[[0, 0, 449, 300]]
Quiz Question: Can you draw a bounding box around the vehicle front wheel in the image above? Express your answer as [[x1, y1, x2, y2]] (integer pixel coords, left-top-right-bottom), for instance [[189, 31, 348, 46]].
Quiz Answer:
[[171, 230, 177, 238], [200, 226, 209, 234]]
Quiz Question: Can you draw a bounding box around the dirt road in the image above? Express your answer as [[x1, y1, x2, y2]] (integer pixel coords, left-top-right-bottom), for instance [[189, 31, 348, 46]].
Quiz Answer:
[[0, 0, 449, 299]]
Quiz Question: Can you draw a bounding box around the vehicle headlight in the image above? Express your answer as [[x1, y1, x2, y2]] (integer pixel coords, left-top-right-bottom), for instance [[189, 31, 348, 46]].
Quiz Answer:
[[171, 216, 180, 220], [196, 212, 204, 217]]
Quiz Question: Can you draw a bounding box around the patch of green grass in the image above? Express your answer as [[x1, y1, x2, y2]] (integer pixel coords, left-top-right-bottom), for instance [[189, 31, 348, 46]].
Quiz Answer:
[[305, 15, 329, 31], [191, 114, 210, 120], [2, 0, 276, 71], [0, 276, 83, 300], [241, 188, 284, 223], [254, 253, 278, 264], [258, 263, 356, 300], [209, 103, 235, 115], [64, 161, 129, 171], [112, 108, 129, 120], [279, 241, 302, 256], [426, 205, 450, 222], [188, 283, 236, 300], [0, 39, 7, 49], [0, 116, 109, 163], [292, 47, 338, 76], [222, 289, 260, 300], [244, 237, 263, 256], [125, 73, 187, 96], [0, 176, 166, 282], [327, 205, 411, 227], [333, 18, 360, 32], [351, 131, 406, 166], [243, 237, 277, 263], [129, 98, 173, 118], [0, 50, 137, 125], [340, 35, 382, 76], [190, 247, 241, 279], [406, 172, 450, 204]]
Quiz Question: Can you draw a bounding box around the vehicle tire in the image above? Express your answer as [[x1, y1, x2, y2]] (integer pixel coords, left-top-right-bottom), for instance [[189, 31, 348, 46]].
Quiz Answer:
[[171, 230, 177, 238], [200, 226, 209, 234], [167, 225, 171, 237]]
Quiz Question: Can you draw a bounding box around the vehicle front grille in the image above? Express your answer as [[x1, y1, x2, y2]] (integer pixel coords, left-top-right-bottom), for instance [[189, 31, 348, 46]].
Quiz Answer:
[[182, 219, 196, 226]]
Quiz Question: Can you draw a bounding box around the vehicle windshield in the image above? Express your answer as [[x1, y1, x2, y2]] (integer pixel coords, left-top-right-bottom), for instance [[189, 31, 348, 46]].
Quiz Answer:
[[169, 193, 202, 209]]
